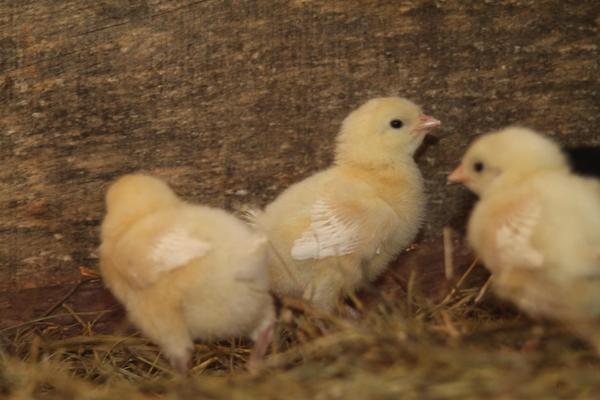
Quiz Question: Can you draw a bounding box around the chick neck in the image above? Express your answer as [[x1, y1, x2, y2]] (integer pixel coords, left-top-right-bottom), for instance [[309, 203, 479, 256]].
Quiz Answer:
[[482, 166, 569, 199], [334, 142, 419, 172], [334, 147, 422, 197]]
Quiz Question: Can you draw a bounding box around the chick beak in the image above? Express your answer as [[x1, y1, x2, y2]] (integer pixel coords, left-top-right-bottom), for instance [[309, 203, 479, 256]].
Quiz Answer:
[[448, 164, 467, 184], [416, 114, 441, 132]]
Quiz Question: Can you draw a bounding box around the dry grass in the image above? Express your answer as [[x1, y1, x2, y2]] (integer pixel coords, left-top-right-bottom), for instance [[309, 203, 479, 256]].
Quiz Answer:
[[2, 250, 600, 399]]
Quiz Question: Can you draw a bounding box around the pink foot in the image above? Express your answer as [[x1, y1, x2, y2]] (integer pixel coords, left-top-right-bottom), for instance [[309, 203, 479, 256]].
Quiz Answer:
[[171, 353, 192, 376], [247, 323, 274, 374]]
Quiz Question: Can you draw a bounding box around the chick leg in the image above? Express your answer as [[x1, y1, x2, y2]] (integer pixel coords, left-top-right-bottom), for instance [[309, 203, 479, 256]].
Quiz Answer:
[[303, 268, 345, 313], [247, 310, 276, 373], [150, 333, 193, 375], [129, 306, 193, 375]]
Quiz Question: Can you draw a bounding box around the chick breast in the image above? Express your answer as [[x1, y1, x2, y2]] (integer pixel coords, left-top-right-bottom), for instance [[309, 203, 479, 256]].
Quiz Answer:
[[255, 159, 425, 311]]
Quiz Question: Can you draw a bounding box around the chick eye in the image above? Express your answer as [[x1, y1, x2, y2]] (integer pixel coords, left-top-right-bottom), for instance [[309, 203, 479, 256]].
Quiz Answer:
[[473, 161, 485, 173], [390, 119, 404, 129]]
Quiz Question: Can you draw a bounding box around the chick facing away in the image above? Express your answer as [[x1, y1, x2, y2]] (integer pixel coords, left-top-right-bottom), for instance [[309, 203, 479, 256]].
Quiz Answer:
[[100, 174, 275, 373], [449, 127, 600, 349], [252, 97, 440, 312]]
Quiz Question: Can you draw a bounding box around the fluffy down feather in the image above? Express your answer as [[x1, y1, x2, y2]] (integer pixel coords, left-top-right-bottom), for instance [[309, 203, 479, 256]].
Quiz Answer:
[[100, 174, 275, 373], [253, 97, 440, 312], [449, 127, 600, 350]]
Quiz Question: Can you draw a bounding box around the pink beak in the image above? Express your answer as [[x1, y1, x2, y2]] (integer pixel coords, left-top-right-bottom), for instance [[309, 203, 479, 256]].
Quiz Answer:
[[417, 114, 441, 131], [448, 164, 467, 184]]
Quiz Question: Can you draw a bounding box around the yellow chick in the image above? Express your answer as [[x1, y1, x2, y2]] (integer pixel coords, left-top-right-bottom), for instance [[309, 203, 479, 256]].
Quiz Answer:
[[100, 174, 275, 373], [449, 127, 600, 347], [252, 97, 441, 312]]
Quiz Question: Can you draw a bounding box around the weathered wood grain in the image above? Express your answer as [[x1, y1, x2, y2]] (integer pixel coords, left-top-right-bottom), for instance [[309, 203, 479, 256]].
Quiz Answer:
[[1, 1, 598, 310]]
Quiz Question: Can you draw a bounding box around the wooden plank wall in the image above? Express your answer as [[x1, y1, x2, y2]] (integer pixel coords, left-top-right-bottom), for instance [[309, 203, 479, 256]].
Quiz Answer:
[[1, 0, 598, 323]]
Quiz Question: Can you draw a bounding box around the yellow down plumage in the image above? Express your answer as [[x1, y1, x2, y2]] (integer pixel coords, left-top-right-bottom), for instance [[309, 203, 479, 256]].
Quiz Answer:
[[100, 174, 275, 373], [449, 127, 600, 350], [253, 97, 440, 312]]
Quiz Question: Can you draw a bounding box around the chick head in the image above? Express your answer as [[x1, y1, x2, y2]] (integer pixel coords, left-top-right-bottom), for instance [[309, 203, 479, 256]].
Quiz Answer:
[[335, 97, 440, 165], [448, 127, 568, 196], [105, 174, 180, 223]]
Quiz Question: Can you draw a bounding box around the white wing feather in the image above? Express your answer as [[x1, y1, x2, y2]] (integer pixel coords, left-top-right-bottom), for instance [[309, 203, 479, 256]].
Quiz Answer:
[[496, 199, 544, 268], [291, 199, 362, 260], [149, 227, 212, 272]]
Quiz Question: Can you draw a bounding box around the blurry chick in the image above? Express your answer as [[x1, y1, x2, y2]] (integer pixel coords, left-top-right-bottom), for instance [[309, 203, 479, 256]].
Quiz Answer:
[[100, 174, 275, 373], [252, 97, 441, 312], [449, 127, 600, 348]]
